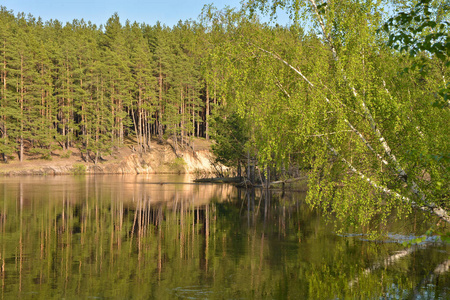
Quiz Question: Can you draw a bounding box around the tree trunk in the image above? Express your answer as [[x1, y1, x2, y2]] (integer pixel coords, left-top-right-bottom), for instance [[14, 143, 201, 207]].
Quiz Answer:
[[205, 84, 210, 140], [158, 58, 163, 139], [19, 54, 24, 162]]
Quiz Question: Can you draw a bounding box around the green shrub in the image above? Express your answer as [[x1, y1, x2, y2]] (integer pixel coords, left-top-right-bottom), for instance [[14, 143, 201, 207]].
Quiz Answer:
[[61, 150, 72, 159], [29, 148, 52, 160], [42, 153, 52, 160], [72, 163, 86, 175], [169, 157, 186, 174]]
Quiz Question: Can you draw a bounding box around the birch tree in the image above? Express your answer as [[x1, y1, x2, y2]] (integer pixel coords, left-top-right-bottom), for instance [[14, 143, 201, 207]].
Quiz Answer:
[[207, 1, 449, 233]]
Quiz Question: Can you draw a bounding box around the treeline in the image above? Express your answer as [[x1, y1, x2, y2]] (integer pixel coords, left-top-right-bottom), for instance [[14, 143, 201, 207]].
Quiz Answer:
[[0, 8, 219, 163]]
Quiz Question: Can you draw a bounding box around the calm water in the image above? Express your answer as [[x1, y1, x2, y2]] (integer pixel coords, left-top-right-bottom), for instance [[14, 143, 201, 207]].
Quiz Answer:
[[0, 175, 448, 299]]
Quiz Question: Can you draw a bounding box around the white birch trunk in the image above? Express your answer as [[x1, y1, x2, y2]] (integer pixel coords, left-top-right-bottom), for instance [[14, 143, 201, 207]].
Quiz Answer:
[[257, 45, 450, 223]]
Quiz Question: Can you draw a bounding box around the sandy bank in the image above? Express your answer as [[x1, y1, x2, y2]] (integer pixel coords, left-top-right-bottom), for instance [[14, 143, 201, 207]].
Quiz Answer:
[[0, 139, 217, 176]]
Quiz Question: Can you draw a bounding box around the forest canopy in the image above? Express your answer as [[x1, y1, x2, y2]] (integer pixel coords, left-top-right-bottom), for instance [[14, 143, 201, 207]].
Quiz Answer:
[[0, 0, 448, 234]]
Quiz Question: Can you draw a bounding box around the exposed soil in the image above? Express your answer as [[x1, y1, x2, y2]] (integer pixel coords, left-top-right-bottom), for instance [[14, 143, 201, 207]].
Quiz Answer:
[[0, 137, 217, 176]]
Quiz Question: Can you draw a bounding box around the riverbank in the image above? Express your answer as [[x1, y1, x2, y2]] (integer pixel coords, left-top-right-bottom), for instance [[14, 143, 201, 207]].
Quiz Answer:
[[0, 138, 218, 176], [194, 175, 309, 191]]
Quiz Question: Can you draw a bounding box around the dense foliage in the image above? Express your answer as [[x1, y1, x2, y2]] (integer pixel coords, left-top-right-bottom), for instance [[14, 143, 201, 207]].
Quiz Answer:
[[0, 9, 215, 163], [204, 0, 449, 232]]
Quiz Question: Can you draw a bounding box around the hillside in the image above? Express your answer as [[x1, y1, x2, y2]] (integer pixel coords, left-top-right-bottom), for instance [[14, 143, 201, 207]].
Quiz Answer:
[[0, 138, 217, 176]]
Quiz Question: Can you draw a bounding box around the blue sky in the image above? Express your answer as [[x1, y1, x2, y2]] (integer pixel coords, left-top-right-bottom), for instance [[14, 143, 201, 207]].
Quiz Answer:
[[1, 0, 291, 27]]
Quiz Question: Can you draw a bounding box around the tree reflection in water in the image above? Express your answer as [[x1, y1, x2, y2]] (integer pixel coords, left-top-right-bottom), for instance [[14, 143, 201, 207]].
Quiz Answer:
[[0, 175, 448, 299]]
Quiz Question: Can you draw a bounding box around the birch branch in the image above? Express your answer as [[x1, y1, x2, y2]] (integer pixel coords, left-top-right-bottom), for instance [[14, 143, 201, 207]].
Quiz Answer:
[[257, 47, 315, 87], [257, 44, 440, 215], [269, 176, 308, 189], [344, 119, 388, 166], [309, 0, 338, 60], [255, 27, 444, 217], [326, 141, 409, 201], [257, 43, 450, 221], [307, 0, 430, 206], [256, 46, 392, 169], [325, 140, 450, 223], [320, 79, 364, 117], [275, 78, 291, 98]]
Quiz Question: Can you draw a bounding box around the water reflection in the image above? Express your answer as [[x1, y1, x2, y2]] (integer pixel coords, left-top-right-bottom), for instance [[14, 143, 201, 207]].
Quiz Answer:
[[0, 176, 448, 299]]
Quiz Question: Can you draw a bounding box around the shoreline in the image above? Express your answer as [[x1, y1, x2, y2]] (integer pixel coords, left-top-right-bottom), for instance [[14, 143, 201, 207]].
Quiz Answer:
[[0, 140, 217, 176]]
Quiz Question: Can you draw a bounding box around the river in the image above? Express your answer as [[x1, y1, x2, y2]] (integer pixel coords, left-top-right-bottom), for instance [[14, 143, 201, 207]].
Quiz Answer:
[[0, 175, 448, 299]]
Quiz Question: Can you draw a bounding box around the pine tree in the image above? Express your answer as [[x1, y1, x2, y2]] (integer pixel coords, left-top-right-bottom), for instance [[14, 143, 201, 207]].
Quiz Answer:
[[127, 22, 156, 153], [30, 19, 57, 159], [153, 24, 175, 141], [0, 7, 19, 162], [103, 14, 132, 146]]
